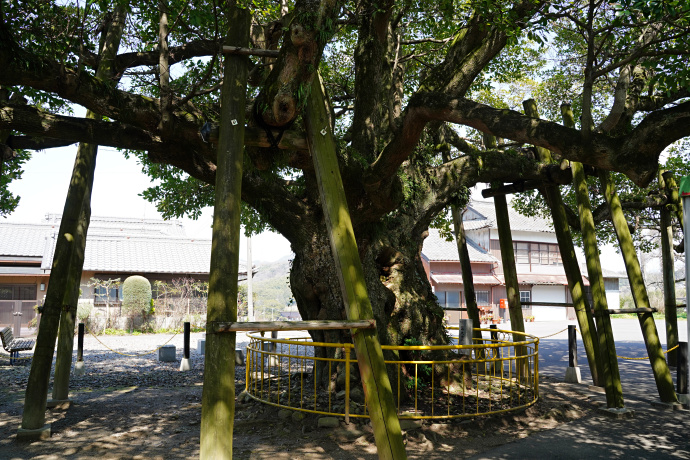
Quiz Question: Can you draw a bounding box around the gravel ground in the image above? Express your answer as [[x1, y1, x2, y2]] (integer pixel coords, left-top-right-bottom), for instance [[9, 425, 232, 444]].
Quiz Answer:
[[0, 329, 619, 459]]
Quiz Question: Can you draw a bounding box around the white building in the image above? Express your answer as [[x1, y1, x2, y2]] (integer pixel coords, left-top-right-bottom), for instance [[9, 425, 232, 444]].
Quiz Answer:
[[422, 200, 621, 323]]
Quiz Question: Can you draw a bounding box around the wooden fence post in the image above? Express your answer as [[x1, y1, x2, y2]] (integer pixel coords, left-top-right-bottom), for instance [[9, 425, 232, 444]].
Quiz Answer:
[[305, 74, 407, 460]]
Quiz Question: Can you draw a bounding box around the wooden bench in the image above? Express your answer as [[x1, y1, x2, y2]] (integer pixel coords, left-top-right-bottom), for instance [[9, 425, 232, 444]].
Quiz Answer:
[[1, 327, 35, 365]]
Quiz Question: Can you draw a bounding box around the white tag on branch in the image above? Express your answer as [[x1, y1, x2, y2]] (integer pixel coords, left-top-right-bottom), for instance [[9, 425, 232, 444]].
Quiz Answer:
[[320, 128, 327, 136], [231, 119, 238, 126]]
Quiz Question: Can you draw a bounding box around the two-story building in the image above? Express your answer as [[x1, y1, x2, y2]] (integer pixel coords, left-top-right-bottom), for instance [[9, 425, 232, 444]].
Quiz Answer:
[[422, 200, 621, 323]]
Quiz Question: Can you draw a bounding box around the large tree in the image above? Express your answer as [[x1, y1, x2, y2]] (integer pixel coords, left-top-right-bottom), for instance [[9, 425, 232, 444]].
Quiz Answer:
[[2, 0, 689, 360]]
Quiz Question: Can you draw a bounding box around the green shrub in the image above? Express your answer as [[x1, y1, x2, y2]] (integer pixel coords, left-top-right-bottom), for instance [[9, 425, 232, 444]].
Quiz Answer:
[[77, 300, 93, 321], [122, 275, 152, 317]]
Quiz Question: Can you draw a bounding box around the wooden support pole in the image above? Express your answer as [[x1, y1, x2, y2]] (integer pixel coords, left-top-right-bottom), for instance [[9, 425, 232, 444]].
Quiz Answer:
[[20, 6, 127, 432], [600, 170, 678, 403], [662, 171, 684, 236], [452, 208, 483, 343], [522, 99, 602, 387], [563, 105, 624, 409], [214, 319, 376, 332], [440, 150, 482, 344], [660, 171, 680, 367], [305, 74, 407, 460], [199, 4, 249, 459]]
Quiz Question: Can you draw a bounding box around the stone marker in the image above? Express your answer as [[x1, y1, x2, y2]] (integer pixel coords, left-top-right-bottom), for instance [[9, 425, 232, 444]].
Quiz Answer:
[[197, 339, 205, 354], [158, 344, 176, 362]]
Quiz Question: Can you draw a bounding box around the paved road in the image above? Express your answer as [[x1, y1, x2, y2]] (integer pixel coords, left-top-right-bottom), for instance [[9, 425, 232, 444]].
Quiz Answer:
[[467, 319, 690, 459]]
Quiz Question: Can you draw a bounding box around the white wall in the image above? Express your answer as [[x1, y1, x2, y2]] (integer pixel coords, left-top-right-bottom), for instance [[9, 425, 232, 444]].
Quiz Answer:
[[532, 285, 567, 321]]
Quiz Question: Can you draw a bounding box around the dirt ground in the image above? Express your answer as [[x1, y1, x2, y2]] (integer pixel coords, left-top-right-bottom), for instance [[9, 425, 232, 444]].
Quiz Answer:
[[0, 372, 599, 460]]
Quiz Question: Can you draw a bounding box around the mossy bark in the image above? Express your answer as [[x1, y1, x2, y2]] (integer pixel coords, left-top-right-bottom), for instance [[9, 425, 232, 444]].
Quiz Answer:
[[199, 4, 249, 458], [600, 170, 677, 403]]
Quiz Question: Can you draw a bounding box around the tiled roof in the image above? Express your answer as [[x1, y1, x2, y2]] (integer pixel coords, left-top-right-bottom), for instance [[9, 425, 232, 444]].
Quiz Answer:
[[0, 222, 53, 257], [0, 216, 247, 276], [465, 200, 554, 233], [422, 229, 497, 263]]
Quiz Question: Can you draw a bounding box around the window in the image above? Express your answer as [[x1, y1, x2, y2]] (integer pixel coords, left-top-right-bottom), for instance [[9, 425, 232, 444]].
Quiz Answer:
[[549, 245, 561, 265], [0, 284, 37, 300], [515, 243, 529, 264], [604, 279, 619, 292], [511, 242, 563, 266], [520, 291, 531, 309], [476, 291, 490, 305], [95, 286, 121, 302], [436, 290, 461, 309], [446, 291, 460, 309]]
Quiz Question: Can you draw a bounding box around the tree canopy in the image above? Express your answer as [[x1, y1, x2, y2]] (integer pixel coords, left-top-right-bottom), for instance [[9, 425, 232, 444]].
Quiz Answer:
[[2, 0, 689, 346]]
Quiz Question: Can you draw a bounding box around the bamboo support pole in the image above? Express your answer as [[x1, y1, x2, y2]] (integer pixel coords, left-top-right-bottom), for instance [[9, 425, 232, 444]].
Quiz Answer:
[[660, 171, 680, 366], [305, 74, 407, 460], [600, 170, 678, 403], [199, 5, 249, 459], [522, 99, 601, 387], [214, 320, 376, 332], [563, 104, 624, 409]]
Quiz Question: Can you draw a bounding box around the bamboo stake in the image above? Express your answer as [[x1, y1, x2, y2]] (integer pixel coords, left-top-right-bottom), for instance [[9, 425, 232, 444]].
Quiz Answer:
[[199, 4, 249, 459], [562, 104, 624, 409], [660, 171, 679, 366], [522, 99, 602, 387], [305, 74, 407, 460], [600, 170, 678, 403]]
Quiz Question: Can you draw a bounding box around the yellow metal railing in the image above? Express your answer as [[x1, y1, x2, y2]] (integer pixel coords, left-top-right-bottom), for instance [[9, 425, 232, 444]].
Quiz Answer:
[[245, 328, 539, 421]]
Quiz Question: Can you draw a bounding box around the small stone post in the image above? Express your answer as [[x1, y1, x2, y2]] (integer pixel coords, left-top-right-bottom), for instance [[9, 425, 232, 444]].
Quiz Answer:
[[458, 318, 473, 358]]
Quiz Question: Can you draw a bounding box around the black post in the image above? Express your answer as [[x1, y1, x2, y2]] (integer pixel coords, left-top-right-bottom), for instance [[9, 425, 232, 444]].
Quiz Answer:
[[678, 341, 688, 395], [77, 323, 84, 363], [490, 324, 498, 342], [270, 330, 278, 352], [184, 322, 191, 361], [568, 325, 578, 367]]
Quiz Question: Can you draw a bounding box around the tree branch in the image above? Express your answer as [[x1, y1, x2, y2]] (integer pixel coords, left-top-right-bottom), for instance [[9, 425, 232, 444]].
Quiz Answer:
[[367, 93, 690, 189]]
